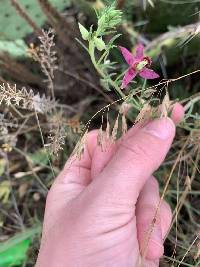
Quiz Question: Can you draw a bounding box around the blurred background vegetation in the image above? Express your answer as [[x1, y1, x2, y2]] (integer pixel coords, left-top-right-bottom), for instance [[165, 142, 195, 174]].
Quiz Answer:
[[0, 0, 199, 266]]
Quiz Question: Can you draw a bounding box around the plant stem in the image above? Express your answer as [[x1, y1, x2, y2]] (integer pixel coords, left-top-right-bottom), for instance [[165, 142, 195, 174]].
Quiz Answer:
[[89, 41, 125, 99]]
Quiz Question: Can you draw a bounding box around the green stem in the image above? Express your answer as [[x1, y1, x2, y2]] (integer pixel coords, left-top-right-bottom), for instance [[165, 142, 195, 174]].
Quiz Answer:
[[89, 41, 125, 99], [141, 79, 147, 97]]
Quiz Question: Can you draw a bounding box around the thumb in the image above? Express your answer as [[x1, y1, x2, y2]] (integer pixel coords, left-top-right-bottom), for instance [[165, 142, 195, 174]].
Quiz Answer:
[[91, 117, 175, 205]]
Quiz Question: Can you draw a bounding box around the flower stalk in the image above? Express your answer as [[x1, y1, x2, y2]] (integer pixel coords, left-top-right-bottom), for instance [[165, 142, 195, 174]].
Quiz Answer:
[[88, 41, 125, 99], [78, 4, 126, 99]]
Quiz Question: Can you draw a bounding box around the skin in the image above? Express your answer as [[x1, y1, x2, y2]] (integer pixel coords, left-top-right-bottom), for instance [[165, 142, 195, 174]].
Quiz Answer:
[[36, 103, 184, 267]]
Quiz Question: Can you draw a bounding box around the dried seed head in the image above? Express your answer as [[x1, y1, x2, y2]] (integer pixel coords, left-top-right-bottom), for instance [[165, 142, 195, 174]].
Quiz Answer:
[[122, 114, 128, 136], [73, 130, 88, 160], [135, 103, 152, 123], [105, 117, 111, 141], [194, 242, 200, 260], [119, 102, 132, 116], [185, 175, 191, 191], [97, 125, 105, 151], [111, 114, 119, 143], [160, 92, 172, 118]]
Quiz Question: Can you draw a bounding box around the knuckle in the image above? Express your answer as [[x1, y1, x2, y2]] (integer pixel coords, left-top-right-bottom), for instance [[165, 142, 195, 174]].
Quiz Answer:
[[123, 141, 155, 164], [122, 134, 163, 168]]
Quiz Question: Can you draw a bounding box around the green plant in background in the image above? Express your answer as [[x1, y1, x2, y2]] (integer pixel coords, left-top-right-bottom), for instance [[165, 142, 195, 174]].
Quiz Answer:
[[0, 0, 71, 57], [0, 0, 71, 40], [0, 226, 41, 267], [0, 239, 30, 267], [0, 39, 27, 58]]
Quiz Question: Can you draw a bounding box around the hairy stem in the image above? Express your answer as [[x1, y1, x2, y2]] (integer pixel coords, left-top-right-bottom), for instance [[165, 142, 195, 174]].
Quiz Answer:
[[89, 41, 125, 99]]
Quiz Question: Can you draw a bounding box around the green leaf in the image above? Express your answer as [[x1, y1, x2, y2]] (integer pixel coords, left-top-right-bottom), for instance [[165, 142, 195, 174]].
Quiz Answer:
[[0, 0, 71, 41], [107, 33, 122, 48], [0, 226, 41, 267], [0, 239, 30, 267], [0, 181, 11, 204], [28, 149, 49, 166], [0, 159, 6, 176], [100, 78, 111, 91], [94, 37, 106, 51], [0, 0, 71, 58], [78, 23, 89, 41], [0, 39, 27, 58]]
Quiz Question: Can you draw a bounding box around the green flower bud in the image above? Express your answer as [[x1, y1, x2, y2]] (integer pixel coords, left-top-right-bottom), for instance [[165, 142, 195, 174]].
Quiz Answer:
[[78, 23, 89, 41], [94, 37, 106, 51]]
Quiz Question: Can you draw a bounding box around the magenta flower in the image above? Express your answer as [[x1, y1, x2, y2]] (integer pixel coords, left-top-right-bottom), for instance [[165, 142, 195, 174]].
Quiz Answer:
[[119, 44, 159, 89]]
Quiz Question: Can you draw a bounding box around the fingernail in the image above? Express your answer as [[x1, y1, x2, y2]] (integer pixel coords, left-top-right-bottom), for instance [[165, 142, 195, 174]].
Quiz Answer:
[[143, 118, 175, 140]]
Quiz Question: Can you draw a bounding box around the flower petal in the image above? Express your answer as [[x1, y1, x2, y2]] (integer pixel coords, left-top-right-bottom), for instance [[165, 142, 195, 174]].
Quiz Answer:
[[121, 68, 137, 89], [119, 46, 135, 66], [135, 43, 144, 59], [139, 67, 159, 79]]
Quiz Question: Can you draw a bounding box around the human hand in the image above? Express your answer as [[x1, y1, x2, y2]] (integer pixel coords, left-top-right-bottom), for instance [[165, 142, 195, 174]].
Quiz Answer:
[[36, 104, 184, 267]]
